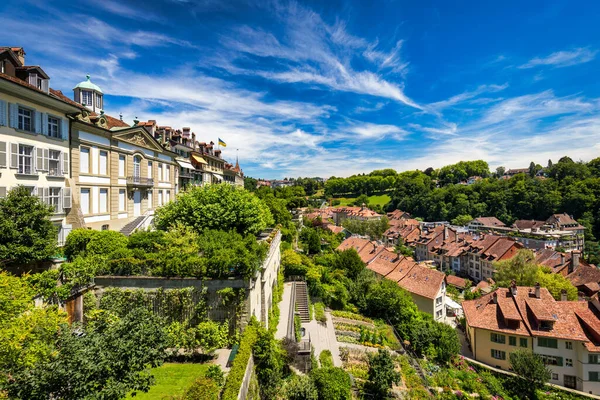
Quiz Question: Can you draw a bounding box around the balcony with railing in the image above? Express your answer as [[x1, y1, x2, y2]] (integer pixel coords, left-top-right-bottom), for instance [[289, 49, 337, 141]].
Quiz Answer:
[[126, 176, 154, 187]]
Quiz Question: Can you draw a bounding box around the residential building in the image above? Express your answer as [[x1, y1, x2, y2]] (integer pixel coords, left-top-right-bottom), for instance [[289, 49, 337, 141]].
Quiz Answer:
[[463, 284, 600, 394], [0, 47, 81, 244], [66, 77, 178, 233], [468, 217, 506, 231], [338, 237, 447, 321], [331, 205, 382, 225]]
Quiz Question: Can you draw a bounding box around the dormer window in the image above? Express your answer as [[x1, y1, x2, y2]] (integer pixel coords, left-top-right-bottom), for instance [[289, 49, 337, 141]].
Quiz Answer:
[[96, 93, 103, 109], [82, 90, 93, 106]]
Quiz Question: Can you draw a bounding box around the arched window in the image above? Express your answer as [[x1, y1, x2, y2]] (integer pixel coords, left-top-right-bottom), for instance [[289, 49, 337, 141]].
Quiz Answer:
[[133, 155, 141, 178]]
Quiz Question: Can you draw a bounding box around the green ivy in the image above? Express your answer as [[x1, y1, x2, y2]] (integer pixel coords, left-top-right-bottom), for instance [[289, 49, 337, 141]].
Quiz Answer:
[[222, 323, 259, 400]]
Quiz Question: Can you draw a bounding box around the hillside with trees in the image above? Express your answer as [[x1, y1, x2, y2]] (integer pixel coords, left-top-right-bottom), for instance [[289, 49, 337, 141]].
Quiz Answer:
[[324, 157, 600, 263]]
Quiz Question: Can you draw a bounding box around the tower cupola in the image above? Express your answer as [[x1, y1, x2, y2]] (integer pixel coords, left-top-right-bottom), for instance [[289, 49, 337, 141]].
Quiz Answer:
[[73, 75, 103, 113]]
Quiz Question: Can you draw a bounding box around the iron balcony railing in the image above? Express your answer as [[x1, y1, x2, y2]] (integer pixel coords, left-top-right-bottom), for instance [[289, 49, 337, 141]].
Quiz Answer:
[[126, 176, 154, 187]]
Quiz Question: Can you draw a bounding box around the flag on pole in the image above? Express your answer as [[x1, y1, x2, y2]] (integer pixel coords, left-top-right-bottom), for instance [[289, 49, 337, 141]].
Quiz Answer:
[[218, 138, 227, 147]]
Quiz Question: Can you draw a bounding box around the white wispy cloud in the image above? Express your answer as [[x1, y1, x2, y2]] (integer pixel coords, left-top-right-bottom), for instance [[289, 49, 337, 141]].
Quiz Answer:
[[427, 83, 508, 111], [519, 48, 597, 69], [348, 123, 407, 140]]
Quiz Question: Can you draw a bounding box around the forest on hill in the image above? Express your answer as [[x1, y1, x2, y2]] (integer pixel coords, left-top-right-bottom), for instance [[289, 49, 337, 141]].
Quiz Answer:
[[324, 157, 600, 263]]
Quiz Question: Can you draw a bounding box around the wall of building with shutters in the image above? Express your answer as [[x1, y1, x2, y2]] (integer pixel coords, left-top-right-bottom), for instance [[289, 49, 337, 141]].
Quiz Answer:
[[0, 91, 73, 245]]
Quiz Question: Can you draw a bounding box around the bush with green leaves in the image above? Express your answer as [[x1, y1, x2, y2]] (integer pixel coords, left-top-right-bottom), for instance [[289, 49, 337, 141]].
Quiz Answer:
[[310, 367, 352, 400], [284, 374, 318, 400], [222, 323, 258, 400], [365, 349, 401, 398], [179, 376, 220, 400], [155, 184, 274, 235], [0, 186, 57, 266], [319, 350, 334, 368]]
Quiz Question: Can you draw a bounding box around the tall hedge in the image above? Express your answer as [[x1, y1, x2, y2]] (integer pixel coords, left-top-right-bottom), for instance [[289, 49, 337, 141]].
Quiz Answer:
[[221, 324, 258, 400]]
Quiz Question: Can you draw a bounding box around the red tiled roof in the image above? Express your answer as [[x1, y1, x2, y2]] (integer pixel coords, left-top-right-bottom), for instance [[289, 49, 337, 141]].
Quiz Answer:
[[398, 265, 445, 300], [337, 237, 370, 254], [474, 217, 506, 227], [386, 258, 417, 282], [513, 219, 546, 230], [568, 264, 600, 288], [446, 275, 469, 290], [332, 206, 382, 219], [357, 241, 384, 263], [367, 249, 402, 277], [324, 224, 345, 234]]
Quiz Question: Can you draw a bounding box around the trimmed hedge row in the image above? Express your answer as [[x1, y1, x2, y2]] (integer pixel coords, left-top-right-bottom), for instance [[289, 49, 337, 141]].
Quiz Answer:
[[221, 324, 258, 400]]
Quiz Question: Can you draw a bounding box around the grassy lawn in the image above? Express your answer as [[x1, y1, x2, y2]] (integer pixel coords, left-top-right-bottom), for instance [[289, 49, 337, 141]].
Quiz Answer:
[[334, 194, 391, 207], [126, 363, 211, 400]]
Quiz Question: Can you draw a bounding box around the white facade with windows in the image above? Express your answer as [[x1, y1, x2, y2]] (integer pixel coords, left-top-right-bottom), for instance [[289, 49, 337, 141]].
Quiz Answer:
[[0, 78, 79, 245]]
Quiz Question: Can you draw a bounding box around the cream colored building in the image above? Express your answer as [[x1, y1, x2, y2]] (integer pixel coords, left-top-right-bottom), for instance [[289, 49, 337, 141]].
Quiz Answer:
[[64, 76, 178, 233], [0, 47, 81, 244], [463, 285, 600, 394]]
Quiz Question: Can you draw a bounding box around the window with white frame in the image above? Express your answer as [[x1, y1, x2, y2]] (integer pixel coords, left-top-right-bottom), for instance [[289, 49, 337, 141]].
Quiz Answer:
[[48, 150, 61, 176], [80, 147, 90, 173], [80, 188, 90, 215], [166, 165, 170, 181], [148, 161, 153, 178], [552, 373, 558, 381], [158, 163, 163, 181], [99, 188, 108, 213], [158, 190, 163, 206], [566, 358, 573, 367], [166, 190, 170, 203], [99, 150, 108, 175], [18, 106, 33, 132], [119, 189, 126, 212], [436, 296, 443, 305], [491, 349, 506, 360], [48, 116, 60, 138], [147, 189, 152, 209], [565, 341, 573, 350], [133, 155, 141, 178], [18, 144, 34, 174], [48, 187, 61, 212], [82, 91, 92, 106], [118, 155, 125, 177]]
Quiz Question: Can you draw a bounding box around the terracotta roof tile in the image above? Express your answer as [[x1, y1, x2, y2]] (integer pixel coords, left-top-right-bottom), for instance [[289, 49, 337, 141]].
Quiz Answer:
[[446, 275, 469, 289], [367, 249, 402, 277], [474, 217, 506, 227], [398, 265, 445, 300]]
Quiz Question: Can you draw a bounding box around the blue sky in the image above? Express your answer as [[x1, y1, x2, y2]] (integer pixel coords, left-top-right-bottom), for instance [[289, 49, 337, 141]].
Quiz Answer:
[[2, 0, 600, 179]]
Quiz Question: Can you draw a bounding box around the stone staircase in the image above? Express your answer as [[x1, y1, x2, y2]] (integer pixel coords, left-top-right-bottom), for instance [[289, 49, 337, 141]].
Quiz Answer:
[[119, 216, 145, 236], [294, 282, 310, 323]]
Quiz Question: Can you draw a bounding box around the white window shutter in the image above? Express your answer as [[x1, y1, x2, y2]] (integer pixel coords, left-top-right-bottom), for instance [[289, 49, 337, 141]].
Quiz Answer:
[[36, 148, 44, 171], [8, 103, 18, 129], [61, 118, 69, 141], [63, 187, 72, 209], [34, 111, 42, 134], [41, 113, 48, 136], [43, 148, 49, 171], [37, 187, 44, 201], [44, 187, 49, 208], [0, 99, 7, 126], [29, 73, 37, 86], [0, 142, 6, 168], [9, 143, 18, 169], [62, 152, 69, 175], [41, 79, 49, 93]]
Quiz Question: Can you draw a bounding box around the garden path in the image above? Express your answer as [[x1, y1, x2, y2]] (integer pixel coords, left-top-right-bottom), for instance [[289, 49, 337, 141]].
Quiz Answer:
[[275, 282, 294, 340], [302, 311, 342, 367], [211, 348, 231, 372]]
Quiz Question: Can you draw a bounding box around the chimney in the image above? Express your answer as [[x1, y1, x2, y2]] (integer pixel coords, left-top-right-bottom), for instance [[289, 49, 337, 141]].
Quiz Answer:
[[535, 282, 541, 299], [570, 251, 580, 273], [12, 47, 25, 65], [560, 253, 565, 266], [510, 280, 517, 296], [492, 292, 498, 304], [578, 291, 584, 301], [444, 225, 448, 241], [561, 289, 568, 302]]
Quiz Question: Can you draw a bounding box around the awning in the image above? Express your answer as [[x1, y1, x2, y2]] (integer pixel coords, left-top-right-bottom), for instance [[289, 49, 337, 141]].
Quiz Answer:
[[213, 173, 224, 181], [446, 298, 461, 310], [191, 154, 208, 164], [177, 160, 195, 170]]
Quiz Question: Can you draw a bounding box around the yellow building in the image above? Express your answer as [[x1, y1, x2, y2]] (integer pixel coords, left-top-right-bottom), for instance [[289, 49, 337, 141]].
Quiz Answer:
[[463, 285, 600, 394]]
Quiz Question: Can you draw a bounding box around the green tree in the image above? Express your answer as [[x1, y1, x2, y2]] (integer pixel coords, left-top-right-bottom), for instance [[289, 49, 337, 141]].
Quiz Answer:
[[509, 349, 551, 398], [4, 307, 167, 400], [0, 186, 57, 266], [494, 249, 539, 286], [365, 349, 401, 398], [301, 227, 321, 254], [154, 184, 273, 235], [334, 248, 365, 279], [244, 177, 258, 191], [310, 367, 352, 400], [284, 374, 318, 400], [451, 214, 473, 226], [253, 327, 285, 400]]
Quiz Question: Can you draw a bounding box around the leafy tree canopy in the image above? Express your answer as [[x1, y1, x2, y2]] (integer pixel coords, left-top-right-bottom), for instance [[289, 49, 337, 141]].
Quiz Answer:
[[154, 184, 273, 235], [0, 186, 57, 266]]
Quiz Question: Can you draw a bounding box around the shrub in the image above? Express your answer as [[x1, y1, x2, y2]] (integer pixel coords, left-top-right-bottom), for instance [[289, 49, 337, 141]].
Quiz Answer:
[[127, 230, 167, 253], [310, 367, 352, 400], [180, 376, 220, 400], [206, 365, 224, 388], [294, 314, 302, 342], [314, 302, 327, 323], [86, 230, 129, 257], [221, 324, 258, 400], [319, 350, 334, 368], [284, 375, 318, 400], [64, 228, 98, 260]]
